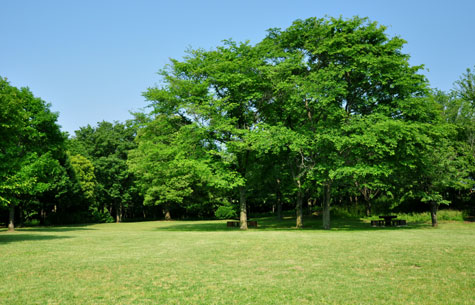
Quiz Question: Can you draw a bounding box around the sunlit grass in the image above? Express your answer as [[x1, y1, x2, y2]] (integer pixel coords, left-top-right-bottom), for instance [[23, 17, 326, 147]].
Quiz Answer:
[[1, 218, 474, 304]]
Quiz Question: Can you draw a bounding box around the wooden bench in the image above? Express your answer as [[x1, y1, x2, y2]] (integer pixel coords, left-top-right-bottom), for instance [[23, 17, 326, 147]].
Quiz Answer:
[[392, 219, 407, 226], [248, 221, 258, 227], [372, 219, 407, 227], [372, 219, 409, 227], [371, 220, 386, 227]]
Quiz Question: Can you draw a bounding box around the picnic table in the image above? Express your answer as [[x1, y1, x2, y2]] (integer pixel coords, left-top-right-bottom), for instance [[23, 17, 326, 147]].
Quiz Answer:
[[371, 216, 406, 227], [379, 215, 397, 226]]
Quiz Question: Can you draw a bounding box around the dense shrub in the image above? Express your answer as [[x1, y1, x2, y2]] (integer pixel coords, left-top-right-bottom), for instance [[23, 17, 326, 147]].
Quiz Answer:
[[214, 205, 237, 220]]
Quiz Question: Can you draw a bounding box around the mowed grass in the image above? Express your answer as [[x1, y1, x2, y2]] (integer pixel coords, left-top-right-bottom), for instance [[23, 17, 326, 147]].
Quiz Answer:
[[1, 217, 474, 304]]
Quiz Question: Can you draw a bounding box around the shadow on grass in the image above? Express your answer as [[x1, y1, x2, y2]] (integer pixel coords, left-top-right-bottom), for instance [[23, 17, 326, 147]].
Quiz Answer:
[[155, 216, 430, 232], [0, 233, 72, 244], [156, 222, 234, 232], [0, 225, 95, 233]]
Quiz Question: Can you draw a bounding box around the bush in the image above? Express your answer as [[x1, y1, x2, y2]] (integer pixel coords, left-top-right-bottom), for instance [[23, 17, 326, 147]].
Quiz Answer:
[[91, 209, 114, 223], [330, 206, 358, 218], [214, 205, 237, 220], [437, 210, 465, 221]]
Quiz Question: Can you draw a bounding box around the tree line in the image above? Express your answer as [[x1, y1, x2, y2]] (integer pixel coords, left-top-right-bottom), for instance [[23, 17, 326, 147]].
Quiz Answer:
[[1, 16, 474, 231]]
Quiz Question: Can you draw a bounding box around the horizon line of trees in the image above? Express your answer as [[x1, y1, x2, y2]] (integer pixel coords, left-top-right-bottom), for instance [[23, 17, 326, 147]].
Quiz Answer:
[[1, 16, 474, 231]]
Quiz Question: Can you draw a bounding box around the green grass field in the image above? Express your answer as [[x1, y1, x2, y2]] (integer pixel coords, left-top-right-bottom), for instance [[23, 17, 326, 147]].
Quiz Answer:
[[1, 217, 474, 304]]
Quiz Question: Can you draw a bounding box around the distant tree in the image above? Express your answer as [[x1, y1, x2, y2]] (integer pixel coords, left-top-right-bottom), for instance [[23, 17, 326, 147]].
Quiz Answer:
[[128, 115, 193, 220], [452, 67, 475, 178], [69, 121, 140, 222], [128, 112, 236, 220], [399, 121, 471, 226], [431, 67, 475, 219], [455, 66, 475, 105]]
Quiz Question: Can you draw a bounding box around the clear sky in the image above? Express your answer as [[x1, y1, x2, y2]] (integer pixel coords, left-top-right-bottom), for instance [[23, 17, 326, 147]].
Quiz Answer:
[[1, 0, 474, 135]]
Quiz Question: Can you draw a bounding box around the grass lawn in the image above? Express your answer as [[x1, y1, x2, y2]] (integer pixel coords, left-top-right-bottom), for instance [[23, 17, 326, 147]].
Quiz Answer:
[[1, 217, 474, 304]]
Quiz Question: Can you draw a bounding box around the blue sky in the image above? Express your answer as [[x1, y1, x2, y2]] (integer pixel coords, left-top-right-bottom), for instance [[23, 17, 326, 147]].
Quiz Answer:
[[1, 0, 474, 135]]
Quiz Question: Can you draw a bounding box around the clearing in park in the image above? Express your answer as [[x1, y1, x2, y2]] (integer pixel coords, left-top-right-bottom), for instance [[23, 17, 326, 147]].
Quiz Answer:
[[1, 218, 474, 305]]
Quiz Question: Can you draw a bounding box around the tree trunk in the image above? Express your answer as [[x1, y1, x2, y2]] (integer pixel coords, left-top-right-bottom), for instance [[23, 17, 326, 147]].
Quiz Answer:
[[365, 200, 372, 217], [296, 191, 303, 228], [306, 198, 312, 216], [8, 205, 15, 232], [322, 184, 331, 230], [430, 201, 438, 227], [19, 203, 24, 228], [163, 206, 171, 221], [361, 187, 371, 217], [115, 202, 120, 223], [276, 179, 282, 220], [40, 207, 46, 226], [239, 186, 248, 230]]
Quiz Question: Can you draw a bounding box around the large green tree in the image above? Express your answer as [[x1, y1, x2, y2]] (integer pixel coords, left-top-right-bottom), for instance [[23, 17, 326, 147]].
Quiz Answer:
[[0, 77, 66, 231], [144, 41, 270, 229], [258, 16, 430, 229]]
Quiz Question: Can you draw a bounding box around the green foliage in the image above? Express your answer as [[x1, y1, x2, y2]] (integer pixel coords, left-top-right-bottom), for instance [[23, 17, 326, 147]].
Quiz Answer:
[[328, 206, 355, 218], [90, 209, 115, 223], [69, 154, 96, 201]]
